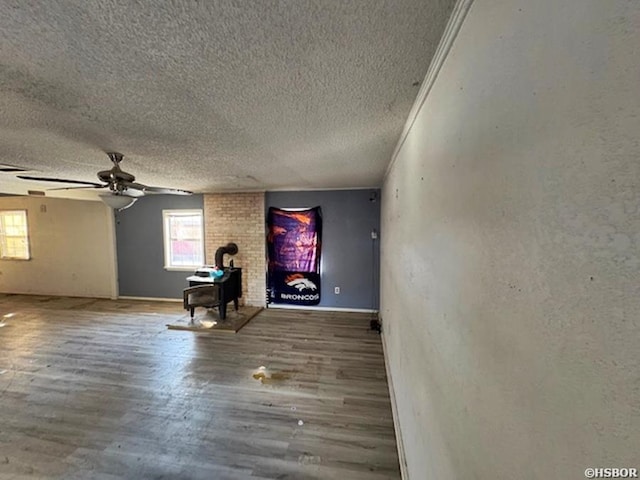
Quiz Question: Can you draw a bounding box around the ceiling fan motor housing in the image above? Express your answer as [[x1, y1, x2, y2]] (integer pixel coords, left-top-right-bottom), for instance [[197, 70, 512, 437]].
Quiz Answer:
[[98, 169, 136, 184]]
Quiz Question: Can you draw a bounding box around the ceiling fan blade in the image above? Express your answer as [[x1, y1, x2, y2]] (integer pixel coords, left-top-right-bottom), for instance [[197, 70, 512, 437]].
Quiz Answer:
[[120, 181, 148, 190], [48, 185, 108, 191], [140, 185, 193, 195], [17, 175, 105, 188], [117, 181, 150, 197], [120, 180, 192, 196]]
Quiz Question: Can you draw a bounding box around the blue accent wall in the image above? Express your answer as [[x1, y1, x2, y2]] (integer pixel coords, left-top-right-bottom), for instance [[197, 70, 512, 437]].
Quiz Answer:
[[265, 189, 380, 310], [115, 194, 204, 298]]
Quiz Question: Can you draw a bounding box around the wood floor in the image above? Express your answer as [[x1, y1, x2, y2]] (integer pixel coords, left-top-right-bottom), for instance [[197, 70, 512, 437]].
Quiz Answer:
[[0, 294, 400, 480]]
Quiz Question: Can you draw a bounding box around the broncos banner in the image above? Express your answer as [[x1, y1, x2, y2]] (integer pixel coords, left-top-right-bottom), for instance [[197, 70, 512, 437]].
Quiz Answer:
[[267, 207, 322, 305]]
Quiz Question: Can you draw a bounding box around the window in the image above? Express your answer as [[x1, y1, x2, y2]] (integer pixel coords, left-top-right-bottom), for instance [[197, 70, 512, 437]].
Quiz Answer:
[[0, 210, 30, 260], [162, 209, 204, 269]]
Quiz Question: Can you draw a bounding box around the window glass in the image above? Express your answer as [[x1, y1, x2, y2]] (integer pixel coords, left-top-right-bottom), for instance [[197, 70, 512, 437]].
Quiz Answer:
[[162, 210, 204, 269], [0, 210, 30, 260]]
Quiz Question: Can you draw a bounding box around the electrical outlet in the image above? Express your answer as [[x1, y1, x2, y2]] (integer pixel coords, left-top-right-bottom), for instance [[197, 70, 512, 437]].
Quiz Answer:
[[334, 286, 340, 294], [371, 229, 378, 240]]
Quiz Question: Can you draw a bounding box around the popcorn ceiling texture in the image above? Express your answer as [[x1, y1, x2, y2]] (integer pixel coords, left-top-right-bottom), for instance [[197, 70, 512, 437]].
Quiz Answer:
[[0, 0, 456, 195], [204, 192, 266, 307]]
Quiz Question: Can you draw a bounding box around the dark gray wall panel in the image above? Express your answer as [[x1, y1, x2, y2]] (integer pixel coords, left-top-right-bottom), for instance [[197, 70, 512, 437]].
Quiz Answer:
[[265, 189, 380, 310], [116, 194, 204, 298]]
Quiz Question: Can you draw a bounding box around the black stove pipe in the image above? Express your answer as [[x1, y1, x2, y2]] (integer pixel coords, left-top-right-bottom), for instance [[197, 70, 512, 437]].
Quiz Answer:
[[215, 242, 238, 269]]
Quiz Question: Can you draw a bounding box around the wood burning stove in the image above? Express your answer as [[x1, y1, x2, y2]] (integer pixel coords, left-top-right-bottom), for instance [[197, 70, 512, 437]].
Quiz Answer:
[[183, 243, 242, 321]]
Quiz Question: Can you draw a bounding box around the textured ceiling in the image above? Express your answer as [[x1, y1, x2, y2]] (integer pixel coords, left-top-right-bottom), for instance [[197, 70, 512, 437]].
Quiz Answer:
[[0, 0, 455, 197]]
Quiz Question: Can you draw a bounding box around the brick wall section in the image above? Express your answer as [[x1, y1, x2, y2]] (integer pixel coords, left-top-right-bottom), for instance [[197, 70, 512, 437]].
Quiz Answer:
[[203, 193, 266, 307]]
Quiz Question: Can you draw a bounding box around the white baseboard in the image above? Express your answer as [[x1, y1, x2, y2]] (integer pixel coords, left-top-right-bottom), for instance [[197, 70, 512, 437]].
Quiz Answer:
[[381, 329, 409, 480], [267, 304, 378, 314], [117, 296, 182, 303]]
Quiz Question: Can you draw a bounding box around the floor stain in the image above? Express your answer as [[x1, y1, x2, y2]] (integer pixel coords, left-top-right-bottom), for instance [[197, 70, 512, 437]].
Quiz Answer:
[[298, 453, 321, 465], [252, 370, 297, 384]]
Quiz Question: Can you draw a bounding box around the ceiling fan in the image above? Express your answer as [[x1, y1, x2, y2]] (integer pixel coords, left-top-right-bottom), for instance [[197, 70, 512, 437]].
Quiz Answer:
[[17, 152, 192, 203]]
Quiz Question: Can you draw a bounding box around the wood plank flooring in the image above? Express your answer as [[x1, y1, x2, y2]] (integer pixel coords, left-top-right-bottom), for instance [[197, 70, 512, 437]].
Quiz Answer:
[[0, 294, 400, 479]]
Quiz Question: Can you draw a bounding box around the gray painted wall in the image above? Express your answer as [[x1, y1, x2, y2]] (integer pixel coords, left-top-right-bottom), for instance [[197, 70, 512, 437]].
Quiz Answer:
[[116, 194, 204, 298], [266, 189, 380, 310]]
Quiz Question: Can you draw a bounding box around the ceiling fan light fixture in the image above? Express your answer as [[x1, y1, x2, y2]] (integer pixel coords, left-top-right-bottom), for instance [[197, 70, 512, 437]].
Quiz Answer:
[[100, 194, 137, 211]]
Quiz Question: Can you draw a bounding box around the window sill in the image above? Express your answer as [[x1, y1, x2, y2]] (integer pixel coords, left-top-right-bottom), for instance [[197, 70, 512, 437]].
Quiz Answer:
[[164, 266, 199, 272]]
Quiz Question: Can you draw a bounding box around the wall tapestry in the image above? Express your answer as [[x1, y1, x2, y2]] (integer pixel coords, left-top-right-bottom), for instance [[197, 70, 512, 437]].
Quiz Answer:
[[266, 206, 322, 305]]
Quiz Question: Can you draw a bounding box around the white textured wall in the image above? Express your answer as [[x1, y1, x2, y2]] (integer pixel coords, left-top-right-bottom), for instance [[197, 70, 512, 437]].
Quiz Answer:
[[381, 1, 640, 478], [0, 196, 117, 298]]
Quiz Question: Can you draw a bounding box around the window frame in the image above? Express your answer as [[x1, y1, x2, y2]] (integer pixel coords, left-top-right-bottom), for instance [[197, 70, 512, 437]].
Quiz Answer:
[[0, 209, 31, 261], [162, 209, 204, 271]]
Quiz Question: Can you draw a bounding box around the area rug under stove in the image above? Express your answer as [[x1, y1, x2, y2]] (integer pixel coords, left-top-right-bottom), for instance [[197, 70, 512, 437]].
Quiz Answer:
[[167, 306, 263, 333]]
